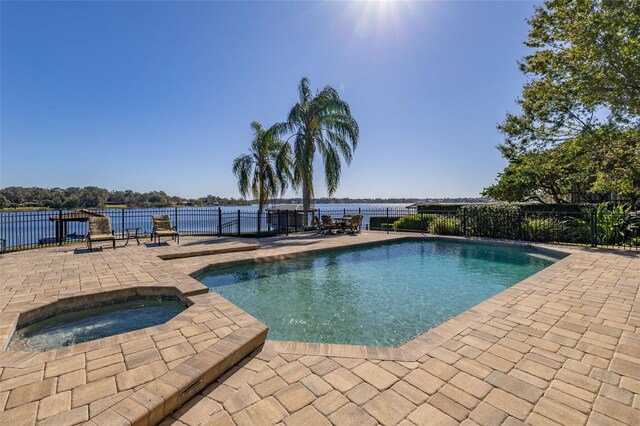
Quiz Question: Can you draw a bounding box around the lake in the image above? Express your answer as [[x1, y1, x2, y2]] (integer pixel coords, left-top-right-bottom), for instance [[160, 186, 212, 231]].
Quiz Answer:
[[0, 203, 410, 250]]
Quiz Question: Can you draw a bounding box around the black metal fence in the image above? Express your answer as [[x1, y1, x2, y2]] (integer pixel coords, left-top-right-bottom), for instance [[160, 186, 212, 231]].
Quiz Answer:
[[1, 205, 638, 252], [370, 204, 640, 249]]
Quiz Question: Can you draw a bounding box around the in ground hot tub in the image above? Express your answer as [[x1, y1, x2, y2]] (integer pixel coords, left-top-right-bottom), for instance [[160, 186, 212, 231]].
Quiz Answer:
[[8, 296, 186, 352]]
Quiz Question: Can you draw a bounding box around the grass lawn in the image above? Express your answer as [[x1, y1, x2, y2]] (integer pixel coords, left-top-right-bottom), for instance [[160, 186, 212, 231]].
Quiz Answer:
[[1, 206, 52, 212]]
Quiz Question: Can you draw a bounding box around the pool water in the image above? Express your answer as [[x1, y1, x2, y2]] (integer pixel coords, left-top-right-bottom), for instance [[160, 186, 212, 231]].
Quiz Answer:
[[196, 241, 560, 347], [8, 298, 185, 352]]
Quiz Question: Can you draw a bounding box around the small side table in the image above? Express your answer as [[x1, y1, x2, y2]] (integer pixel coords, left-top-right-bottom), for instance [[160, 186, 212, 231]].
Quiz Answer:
[[333, 218, 347, 233], [123, 228, 141, 246]]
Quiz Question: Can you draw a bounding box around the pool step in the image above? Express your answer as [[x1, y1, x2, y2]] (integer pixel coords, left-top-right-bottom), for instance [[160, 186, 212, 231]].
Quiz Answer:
[[93, 325, 268, 425], [157, 243, 260, 260]]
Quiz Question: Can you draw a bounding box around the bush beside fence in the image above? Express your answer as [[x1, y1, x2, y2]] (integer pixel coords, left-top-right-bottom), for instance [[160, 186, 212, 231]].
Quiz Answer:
[[392, 203, 639, 247]]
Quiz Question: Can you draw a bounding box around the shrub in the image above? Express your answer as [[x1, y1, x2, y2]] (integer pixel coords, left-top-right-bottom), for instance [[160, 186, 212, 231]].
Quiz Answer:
[[594, 204, 630, 245], [563, 214, 593, 244], [461, 204, 521, 239], [392, 214, 428, 232], [518, 203, 588, 214], [625, 237, 640, 247], [521, 217, 565, 242], [627, 236, 640, 247], [369, 217, 391, 230], [566, 204, 639, 245], [429, 215, 463, 236], [416, 204, 465, 213]]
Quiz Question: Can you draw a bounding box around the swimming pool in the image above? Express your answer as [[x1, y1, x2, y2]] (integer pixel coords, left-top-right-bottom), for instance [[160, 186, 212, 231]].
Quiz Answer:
[[195, 240, 561, 347]]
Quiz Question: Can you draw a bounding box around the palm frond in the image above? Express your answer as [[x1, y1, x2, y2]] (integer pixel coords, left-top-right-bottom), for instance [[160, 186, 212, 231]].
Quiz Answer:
[[232, 121, 294, 211], [298, 77, 312, 104], [231, 154, 254, 198], [280, 77, 359, 209], [322, 145, 342, 196]]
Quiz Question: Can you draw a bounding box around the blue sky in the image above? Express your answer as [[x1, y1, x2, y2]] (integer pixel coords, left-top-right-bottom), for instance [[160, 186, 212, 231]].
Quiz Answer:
[[1, 1, 537, 199]]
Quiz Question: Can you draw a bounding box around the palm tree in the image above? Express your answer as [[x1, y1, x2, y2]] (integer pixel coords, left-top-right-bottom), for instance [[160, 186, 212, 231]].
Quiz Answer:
[[278, 77, 359, 223], [232, 121, 290, 213]]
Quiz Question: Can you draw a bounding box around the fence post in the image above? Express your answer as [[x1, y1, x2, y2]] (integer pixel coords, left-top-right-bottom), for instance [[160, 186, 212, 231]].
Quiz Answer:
[[285, 211, 289, 235], [217, 208, 222, 236], [386, 208, 389, 234], [237, 210, 241, 236], [57, 209, 63, 246], [121, 208, 125, 239], [174, 206, 178, 232], [257, 210, 261, 235], [591, 207, 597, 247], [462, 208, 467, 236]]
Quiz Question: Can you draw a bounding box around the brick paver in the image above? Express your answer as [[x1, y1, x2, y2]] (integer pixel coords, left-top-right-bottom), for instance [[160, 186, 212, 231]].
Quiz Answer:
[[0, 236, 275, 423], [1, 233, 639, 425], [168, 238, 639, 425]]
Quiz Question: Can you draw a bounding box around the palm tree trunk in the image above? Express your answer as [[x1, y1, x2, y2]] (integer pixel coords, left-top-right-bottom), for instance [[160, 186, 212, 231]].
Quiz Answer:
[[258, 174, 265, 234], [258, 175, 264, 214], [302, 180, 310, 226]]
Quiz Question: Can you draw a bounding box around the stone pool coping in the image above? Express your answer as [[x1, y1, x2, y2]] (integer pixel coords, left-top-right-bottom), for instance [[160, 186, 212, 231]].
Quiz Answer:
[[1, 233, 638, 425]]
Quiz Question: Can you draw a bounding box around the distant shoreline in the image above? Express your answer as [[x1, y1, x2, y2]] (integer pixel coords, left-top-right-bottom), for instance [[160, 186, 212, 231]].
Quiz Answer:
[[2, 199, 490, 211], [0, 186, 489, 211]]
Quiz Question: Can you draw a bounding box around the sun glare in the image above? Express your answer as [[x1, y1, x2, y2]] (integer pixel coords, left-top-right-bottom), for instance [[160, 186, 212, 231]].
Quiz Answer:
[[343, 0, 419, 43]]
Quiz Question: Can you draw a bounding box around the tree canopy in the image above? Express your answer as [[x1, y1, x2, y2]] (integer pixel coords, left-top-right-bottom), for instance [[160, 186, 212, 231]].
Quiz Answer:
[[0, 186, 249, 209], [486, 0, 640, 203], [232, 121, 290, 212], [276, 77, 359, 220]]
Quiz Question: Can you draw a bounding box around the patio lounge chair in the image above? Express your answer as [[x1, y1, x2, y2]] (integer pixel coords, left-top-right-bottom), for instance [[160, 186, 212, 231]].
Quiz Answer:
[[346, 214, 363, 234], [320, 215, 339, 234], [87, 216, 116, 251], [312, 215, 322, 232], [151, 214, 180, 244]]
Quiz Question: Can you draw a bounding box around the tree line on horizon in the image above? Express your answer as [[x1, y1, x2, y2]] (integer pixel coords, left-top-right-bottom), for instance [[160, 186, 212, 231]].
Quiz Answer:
[[0, 186, 489, 210], [0, 186, 249, 209], [483, 0, 640, 205]]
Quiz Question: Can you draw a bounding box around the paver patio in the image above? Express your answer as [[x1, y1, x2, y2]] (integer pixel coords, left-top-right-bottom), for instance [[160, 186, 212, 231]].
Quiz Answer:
[[1, 233, 639, 425]]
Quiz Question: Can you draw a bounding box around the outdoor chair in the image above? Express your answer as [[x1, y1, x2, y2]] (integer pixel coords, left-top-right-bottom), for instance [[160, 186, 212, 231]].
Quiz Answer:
[[346, 214, 363, 234], [87, 216, 116, 251], [320, 215, 338, 234], [312, 215, 322, 232], [151, 215, 180, 244]]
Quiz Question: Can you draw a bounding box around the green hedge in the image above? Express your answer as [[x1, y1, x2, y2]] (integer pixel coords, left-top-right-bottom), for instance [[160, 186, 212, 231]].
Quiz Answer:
[[376, 203, 638, 246], [392, 215, 428, 231], [518, 203, 589, 213], [370, 217, 394, 230], [415, 202, 589, 214], [521, 217, 565, 242], [460, 204, 522, 239], [429, 215, 463, 235], [416, 204, 466, 213]]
